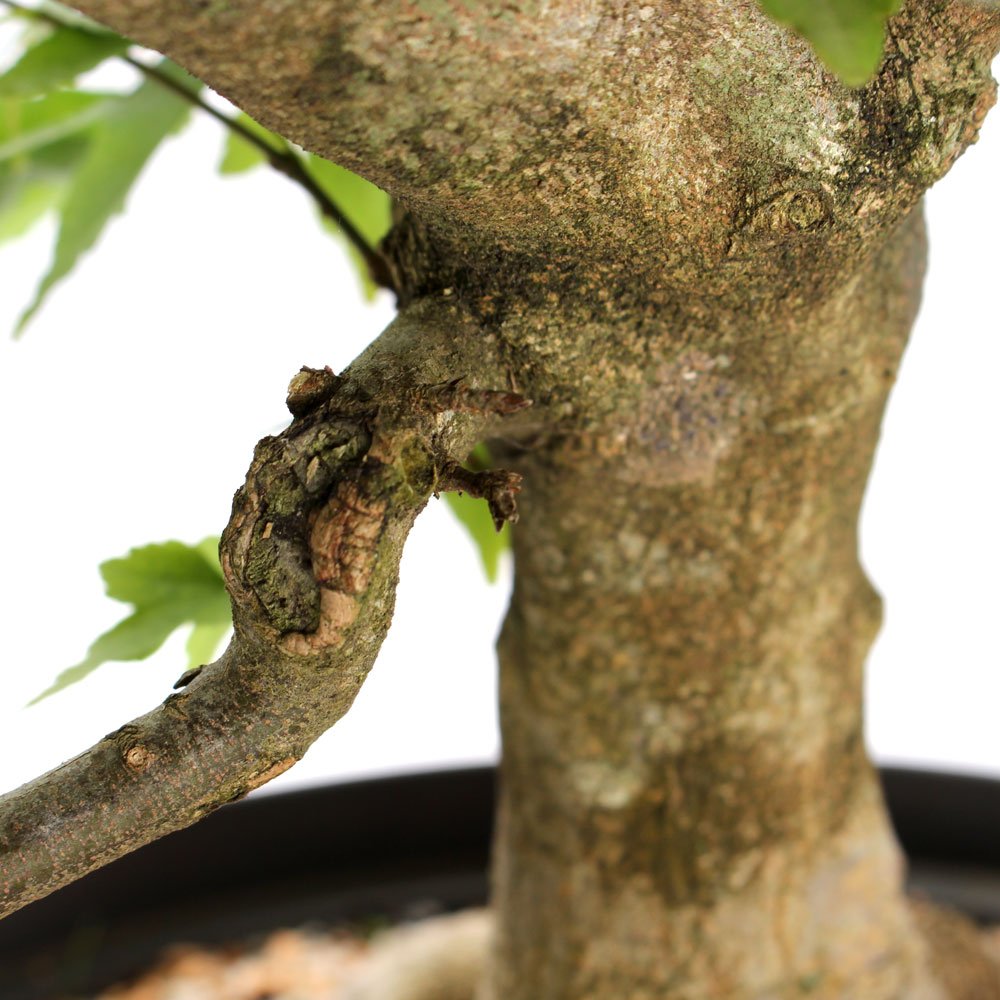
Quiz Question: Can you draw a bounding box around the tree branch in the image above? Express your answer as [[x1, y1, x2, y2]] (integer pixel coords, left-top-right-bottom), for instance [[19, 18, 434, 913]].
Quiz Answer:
[[0, 0, 396, 292], [0, 299, 530, 920], [120, 54, 396, 293]]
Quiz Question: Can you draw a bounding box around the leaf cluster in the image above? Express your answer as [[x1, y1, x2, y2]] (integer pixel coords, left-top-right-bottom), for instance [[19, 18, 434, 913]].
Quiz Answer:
[[0, 14, 193, 332], [32, 540, 231, 702]]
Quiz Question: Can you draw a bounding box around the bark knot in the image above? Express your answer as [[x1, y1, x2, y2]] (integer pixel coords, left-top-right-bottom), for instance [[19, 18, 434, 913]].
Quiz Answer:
[[286, 365, 344, 417], [224, 361, 527, 657], [124, 745, 155, 773]]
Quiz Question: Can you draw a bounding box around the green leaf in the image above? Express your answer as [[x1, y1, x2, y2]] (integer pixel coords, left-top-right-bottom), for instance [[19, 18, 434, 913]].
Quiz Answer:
[[758, 0, 902, 87], [0, 170, 62, 242], [185, 620, 230, 672], [444, 490, 509, 583], [442, 445, 511, 584], [100, 538, 225, 605], [303, 155, 392, 248], [214, 110, 391, 297], [302, 153, 392, 299], [0, 137, 95, 248], [31, 538, 232, 703], [0, 25, 127, 97], [194, 535, 224, 576], [0, 91, 109, 162], [218, 111, 281, 174], [15, 65, 195, 335], [0, 95, 104, 247]]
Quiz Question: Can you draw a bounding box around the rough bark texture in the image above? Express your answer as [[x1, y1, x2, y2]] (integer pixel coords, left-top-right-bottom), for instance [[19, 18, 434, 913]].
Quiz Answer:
[[489, 209, 947, 999], [0, 304, 527, 916], [3, 1, 1000, 997]]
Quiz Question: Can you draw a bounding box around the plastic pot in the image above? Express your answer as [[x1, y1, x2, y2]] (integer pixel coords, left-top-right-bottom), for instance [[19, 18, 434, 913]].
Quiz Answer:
[[1, 766, 997, 999]]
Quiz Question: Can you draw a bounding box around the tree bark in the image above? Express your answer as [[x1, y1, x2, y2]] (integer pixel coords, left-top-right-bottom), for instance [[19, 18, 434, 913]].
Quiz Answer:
[[488, 208, 957, 999], [0, 302, 526, 917], [3, 0, 1000, 996]]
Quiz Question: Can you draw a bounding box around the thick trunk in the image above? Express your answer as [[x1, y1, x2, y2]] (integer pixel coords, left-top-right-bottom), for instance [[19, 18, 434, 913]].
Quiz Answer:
[[487, 208, 989, 998]]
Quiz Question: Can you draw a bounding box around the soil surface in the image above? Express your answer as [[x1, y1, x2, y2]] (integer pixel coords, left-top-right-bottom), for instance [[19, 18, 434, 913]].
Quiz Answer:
[[92, 910, 1000, 1000], [95, 929, 369, 1000], [92, 910, 490, 1000]]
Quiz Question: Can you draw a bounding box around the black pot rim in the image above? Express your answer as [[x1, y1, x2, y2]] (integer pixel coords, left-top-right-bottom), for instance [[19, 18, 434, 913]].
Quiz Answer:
[[2, 765, 999, 999]]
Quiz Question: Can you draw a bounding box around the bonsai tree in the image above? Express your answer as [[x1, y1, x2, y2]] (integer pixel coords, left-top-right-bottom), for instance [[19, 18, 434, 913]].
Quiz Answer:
[[2, 0, 1000, 996]]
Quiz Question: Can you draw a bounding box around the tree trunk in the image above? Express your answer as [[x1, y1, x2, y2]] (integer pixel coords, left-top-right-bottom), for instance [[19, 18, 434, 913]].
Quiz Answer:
[[4, 1, 1000, 996], [489, 209, 953, 999]]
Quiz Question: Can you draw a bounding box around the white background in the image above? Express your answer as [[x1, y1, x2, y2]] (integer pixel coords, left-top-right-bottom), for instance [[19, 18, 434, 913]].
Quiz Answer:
[[0, 52, 997, 799]]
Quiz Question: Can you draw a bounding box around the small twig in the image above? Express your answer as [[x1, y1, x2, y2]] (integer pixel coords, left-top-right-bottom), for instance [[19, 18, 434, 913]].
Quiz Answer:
[[438, 461, 523, 532], [0, 0, 397, 294], [126, 57, 396, 291]]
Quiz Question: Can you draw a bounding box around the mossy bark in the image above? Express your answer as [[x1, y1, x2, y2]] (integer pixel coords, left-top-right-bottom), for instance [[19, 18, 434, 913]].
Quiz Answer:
[[4, 1, 1000, 996]]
